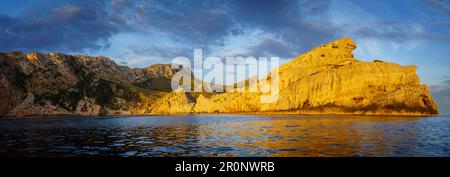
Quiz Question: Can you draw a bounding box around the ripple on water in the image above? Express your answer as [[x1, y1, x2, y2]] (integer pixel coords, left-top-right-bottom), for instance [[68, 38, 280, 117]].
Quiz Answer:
[[152, 146, 185, 153], [119, 151, 138, 157], [0, 115, 449, 157], [111, 143, 125, 147], [136, 140, 153, 145]]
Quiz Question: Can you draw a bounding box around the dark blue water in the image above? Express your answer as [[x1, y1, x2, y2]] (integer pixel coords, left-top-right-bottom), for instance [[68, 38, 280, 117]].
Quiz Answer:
[[0, 115, 449, 157]]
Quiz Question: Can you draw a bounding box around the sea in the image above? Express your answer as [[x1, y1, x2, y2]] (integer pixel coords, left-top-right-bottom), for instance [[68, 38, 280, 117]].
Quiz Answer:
[[0, 114, 449, 157]]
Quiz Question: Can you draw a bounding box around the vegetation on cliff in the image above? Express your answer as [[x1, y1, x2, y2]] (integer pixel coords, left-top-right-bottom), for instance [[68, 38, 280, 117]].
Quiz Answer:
[[0, 52, 171, 117]]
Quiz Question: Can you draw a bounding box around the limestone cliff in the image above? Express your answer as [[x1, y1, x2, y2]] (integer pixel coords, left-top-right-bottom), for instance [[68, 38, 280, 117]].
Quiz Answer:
[[191, 37, 438, 115], [0, 37, 438, 117], [148, 88, 194, 114]]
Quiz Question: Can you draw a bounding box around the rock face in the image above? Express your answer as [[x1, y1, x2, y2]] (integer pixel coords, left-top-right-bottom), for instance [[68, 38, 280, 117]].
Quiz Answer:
[[148, 88, 194, 114], [0, 51, 172, 117], [191, 37, 438, 115], [0, 37, 438, 117]]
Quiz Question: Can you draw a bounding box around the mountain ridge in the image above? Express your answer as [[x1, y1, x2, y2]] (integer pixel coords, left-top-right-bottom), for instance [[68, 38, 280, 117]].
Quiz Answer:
[[0, 37, 438, 117]]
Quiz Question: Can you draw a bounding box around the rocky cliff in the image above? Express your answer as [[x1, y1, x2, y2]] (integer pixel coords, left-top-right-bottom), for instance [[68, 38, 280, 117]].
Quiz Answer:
[[0, 37, 438, 117], [0, 52, 174, 117], [191, 37, 438, 115]]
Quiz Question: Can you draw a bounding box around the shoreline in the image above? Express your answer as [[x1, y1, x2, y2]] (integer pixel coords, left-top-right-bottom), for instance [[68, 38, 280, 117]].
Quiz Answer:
[[1, 111, 439, 119]]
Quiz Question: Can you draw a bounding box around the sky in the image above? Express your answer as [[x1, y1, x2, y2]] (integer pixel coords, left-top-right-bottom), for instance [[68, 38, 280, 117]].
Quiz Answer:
[[0, 0, 449, 113]]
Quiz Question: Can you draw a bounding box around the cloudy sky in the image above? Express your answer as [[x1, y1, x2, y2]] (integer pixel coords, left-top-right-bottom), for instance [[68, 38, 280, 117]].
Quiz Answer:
[[0, 0, 449, 113]]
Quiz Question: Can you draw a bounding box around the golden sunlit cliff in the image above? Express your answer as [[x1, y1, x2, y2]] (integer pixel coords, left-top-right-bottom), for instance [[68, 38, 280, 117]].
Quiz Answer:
[[167, 37, 438, 115], [0, 37, 438, 117]]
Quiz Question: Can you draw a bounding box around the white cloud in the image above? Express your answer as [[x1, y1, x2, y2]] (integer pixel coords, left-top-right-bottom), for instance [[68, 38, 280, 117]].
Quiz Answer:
[[353, 39, 384, 61], [126, 55, 165, 67]]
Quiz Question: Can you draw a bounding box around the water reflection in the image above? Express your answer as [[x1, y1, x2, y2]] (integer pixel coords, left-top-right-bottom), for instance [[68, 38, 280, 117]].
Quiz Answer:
[[0, 115, 449, 157]]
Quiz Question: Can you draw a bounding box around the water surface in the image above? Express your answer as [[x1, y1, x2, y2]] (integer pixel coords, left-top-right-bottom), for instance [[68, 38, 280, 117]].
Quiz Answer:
[[1, 115, 449, 157]]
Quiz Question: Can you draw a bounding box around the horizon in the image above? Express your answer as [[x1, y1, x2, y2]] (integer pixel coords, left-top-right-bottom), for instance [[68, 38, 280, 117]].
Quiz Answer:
[[0, 0, 449, 113]]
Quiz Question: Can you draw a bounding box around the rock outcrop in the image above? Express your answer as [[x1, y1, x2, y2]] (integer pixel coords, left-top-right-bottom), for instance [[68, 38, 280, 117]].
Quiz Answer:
[[191, 37, 438, 115], [148, 88, 194, 114], [0, 37, 438, 117]]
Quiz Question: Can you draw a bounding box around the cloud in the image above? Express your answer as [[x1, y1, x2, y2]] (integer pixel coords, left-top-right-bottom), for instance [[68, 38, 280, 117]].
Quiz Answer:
[[225, 0, 337, 57], [0, 0, 120, 53], [109, 0, 450, 63], [426, 0, 450, 14], [127, 0, 235, 46], [349, 23, 438, 42], [1, 0, 450, 64], [246, 35, 298, 58], [69, 0, 338, 63], [104, 0, 338, 59]]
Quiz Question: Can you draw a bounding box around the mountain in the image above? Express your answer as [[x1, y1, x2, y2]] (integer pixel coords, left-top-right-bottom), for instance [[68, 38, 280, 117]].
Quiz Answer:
[[0, 37, 438, 117], [191, 37, 438, 115], [0, 52, 173, 117]]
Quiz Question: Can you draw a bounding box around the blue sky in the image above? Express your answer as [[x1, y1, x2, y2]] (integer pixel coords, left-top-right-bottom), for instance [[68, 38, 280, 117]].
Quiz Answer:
[[0, 0, 449, 113]]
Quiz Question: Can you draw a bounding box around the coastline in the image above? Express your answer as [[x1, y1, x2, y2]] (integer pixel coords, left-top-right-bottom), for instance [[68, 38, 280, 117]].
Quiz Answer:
[[1, 111, 439, 119]]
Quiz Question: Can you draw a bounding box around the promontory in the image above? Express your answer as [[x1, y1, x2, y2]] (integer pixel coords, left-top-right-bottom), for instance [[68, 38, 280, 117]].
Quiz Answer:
[[0, 37, 438, 117]]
